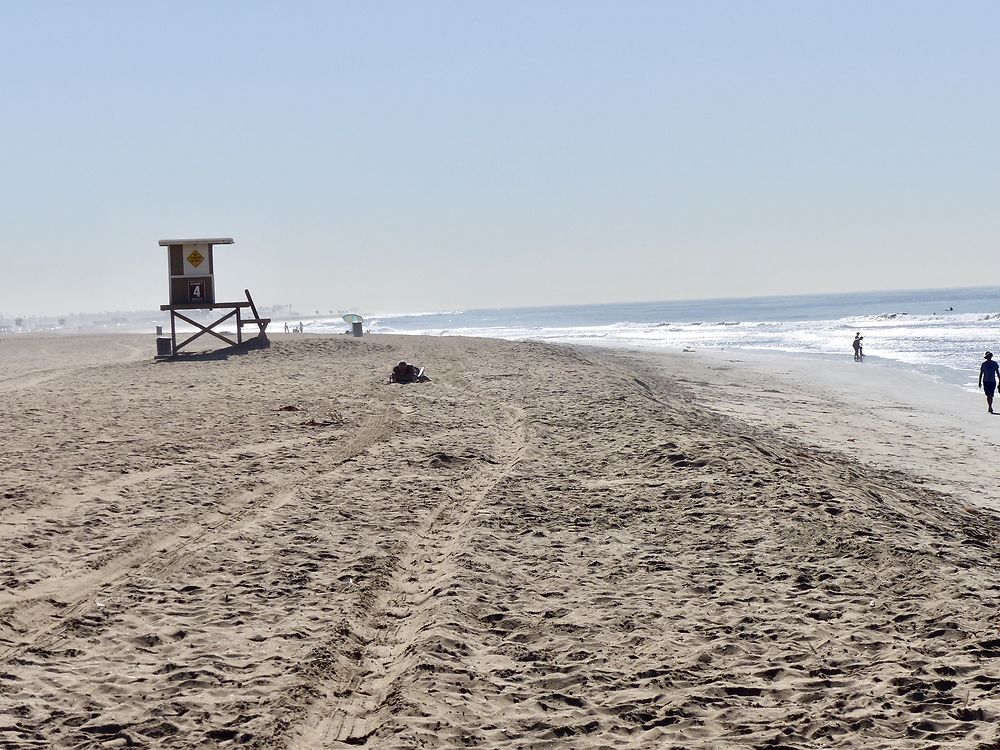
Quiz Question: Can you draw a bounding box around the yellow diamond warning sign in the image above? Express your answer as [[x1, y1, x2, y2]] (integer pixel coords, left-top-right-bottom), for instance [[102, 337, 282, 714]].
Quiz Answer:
[[186, 249, 205, 268]]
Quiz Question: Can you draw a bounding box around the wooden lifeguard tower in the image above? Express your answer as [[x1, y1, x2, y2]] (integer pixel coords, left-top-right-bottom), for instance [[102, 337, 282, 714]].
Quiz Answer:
[[157, 237, 270, 356]]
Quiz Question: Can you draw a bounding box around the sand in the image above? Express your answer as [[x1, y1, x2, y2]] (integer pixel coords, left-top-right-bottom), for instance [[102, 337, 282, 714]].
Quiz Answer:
[[2, 333, 1000, 749]]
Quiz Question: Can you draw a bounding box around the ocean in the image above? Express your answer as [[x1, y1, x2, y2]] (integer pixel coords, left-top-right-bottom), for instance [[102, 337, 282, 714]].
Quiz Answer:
[[298, 286, 1000, 392]]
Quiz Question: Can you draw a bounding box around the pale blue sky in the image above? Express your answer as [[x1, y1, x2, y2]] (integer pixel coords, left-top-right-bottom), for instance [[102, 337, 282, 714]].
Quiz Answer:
[[2, 1, 998, 316]]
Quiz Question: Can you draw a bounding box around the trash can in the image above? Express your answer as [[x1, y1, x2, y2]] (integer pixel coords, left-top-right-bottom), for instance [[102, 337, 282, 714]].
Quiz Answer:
[[352, 321, 363, 337], [156, 336, 173, 356]]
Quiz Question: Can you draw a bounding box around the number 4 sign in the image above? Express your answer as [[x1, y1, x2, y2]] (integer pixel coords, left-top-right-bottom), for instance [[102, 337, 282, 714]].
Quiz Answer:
[[189, 280, 206, 303]]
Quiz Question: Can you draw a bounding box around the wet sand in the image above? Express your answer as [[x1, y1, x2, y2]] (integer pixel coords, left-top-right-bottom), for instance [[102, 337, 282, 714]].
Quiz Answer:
[[2, 333, 999, 749]]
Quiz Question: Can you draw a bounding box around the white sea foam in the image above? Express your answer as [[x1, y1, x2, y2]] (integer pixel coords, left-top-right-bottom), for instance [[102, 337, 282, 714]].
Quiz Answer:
[[284, 288, 1000, 392]]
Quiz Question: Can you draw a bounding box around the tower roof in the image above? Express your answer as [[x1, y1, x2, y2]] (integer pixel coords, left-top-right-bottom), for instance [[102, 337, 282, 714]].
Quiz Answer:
[[158, 238, 234, 246]]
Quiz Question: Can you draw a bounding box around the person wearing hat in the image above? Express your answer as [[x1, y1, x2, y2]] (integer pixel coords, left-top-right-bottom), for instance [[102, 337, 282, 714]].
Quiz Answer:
[[979, 352, 999, 413]]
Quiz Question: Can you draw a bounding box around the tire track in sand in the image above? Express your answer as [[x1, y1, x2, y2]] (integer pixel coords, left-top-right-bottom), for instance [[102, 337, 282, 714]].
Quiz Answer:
[[0, 341, 150, 393], [0, 407, 395, 664], [0, 434, 322, 537], [286, 401, 526, 749]]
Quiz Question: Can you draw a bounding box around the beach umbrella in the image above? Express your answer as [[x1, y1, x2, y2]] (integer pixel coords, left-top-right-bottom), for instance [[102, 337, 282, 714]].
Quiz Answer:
[[342, 313, 363, 324]]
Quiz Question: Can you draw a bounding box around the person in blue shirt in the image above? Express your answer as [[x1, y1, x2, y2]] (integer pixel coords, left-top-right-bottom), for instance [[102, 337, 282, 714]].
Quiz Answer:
[[979, 351, 1000, 413]]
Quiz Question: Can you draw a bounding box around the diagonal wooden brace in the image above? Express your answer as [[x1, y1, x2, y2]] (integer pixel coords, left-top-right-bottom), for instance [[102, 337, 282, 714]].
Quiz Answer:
[[173, 308, 240, 351]]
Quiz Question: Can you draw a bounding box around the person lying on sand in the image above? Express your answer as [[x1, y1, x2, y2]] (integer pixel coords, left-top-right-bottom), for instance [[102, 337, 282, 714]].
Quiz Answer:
[[389, 361, 430, 384]]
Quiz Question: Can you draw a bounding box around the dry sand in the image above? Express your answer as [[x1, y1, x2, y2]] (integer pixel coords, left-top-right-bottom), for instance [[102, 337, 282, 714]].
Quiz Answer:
[[2, 333, 1000, 749]]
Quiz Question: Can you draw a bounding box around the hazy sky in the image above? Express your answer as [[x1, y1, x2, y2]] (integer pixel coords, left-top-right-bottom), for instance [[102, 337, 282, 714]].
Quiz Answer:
[[2, 1, 998, 317]]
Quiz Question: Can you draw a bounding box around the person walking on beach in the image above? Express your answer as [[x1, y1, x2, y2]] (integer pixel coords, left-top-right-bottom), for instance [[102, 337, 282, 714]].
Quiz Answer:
[[980, 351, 999, 413], [853, 333, 863, 361]]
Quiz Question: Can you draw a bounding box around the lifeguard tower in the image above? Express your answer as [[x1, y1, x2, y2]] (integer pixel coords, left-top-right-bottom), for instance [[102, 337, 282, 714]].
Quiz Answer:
[[157, 237, 270, 356]]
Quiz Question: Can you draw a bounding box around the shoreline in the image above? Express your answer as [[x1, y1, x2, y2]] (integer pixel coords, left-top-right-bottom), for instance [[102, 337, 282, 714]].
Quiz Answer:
[[599, 344, 1000, 511], [5, 326, 986, 391]]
